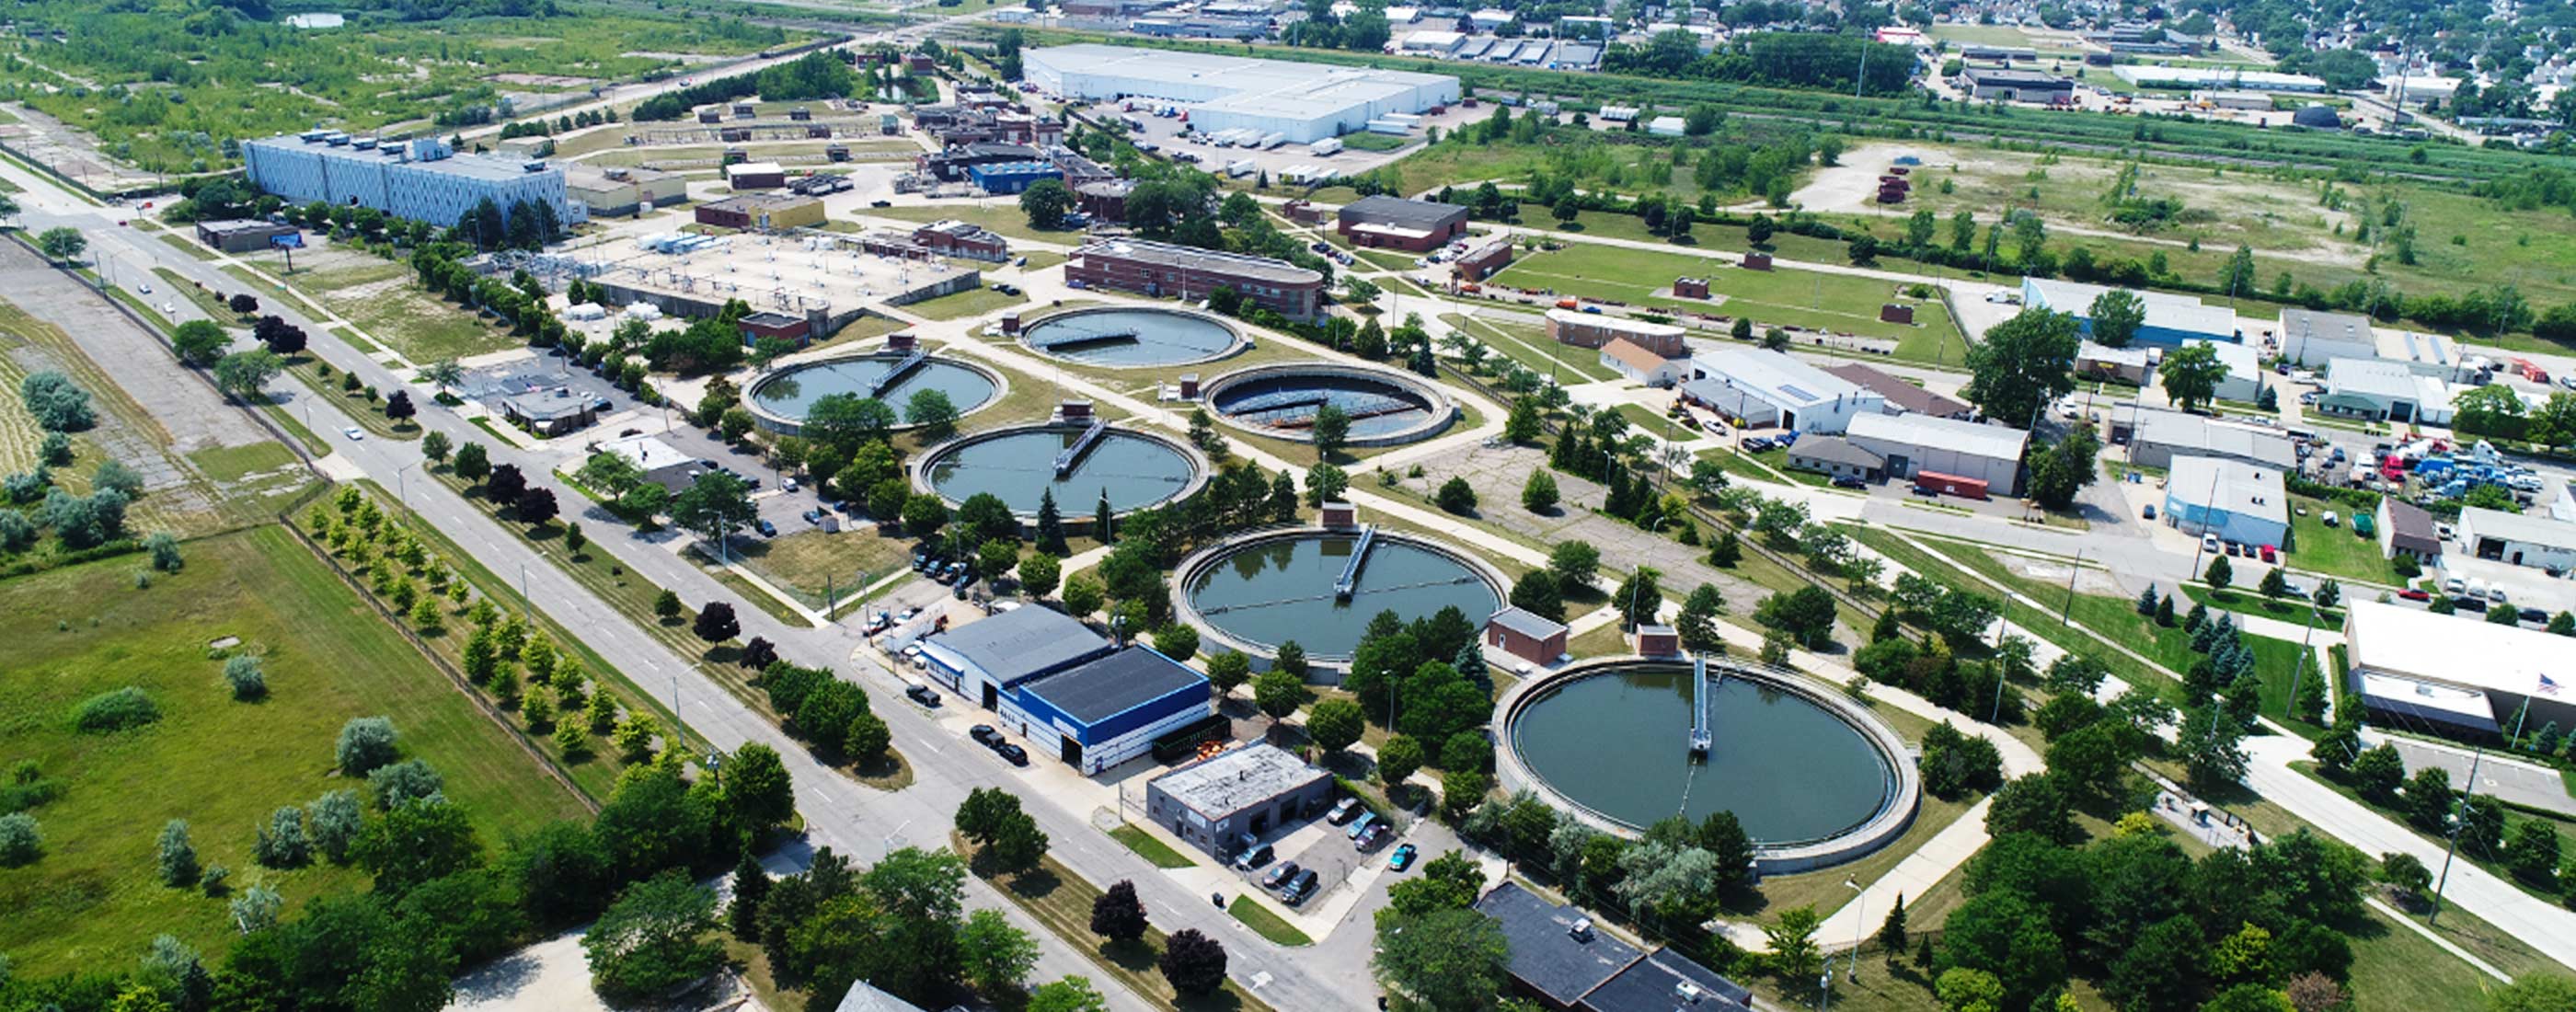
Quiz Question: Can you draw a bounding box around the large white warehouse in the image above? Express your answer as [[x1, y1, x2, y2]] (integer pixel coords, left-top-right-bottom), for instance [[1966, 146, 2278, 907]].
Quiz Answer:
[[1024, 43, 1459, 143]]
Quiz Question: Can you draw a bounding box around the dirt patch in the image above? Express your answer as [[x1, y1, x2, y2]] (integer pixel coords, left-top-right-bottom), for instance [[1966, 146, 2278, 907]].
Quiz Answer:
[[1996, 552, 2123, 596]]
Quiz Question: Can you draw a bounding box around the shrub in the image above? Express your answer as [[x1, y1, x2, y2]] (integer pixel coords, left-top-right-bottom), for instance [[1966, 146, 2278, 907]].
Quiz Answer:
[[367, 759, 444, 810], [335, 716, 398, 776], [0, 812, 39, 865], [157, 820, 199, 886], [222, 655, 268, 701], [253, 806, 309, 868], [305, 789, 363, 862], [71, 687, 160, 733]]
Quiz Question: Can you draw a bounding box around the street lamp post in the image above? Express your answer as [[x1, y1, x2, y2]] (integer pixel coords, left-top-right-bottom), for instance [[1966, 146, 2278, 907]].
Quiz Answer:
[[1843, 879, 1865, 983]]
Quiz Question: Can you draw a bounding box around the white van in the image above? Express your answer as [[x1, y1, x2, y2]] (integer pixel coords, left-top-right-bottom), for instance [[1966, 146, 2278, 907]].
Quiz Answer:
[[2442, 575, 2467, 596]]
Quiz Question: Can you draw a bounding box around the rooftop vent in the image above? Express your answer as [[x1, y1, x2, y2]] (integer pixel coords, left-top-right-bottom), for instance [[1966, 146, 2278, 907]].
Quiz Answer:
[[1568, 917, 1593, 941], [1676, 982, 1705, 1004]]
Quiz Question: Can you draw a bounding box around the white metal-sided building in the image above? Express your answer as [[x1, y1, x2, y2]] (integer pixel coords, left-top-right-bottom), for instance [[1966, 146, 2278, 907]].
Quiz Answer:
[[1681, 348, 1884, 434], [2162, 454, 2288, 547], [2344, 599, 2570, 737], [1845, 412, 2030, 496], [1024, 43, 1459, 143]]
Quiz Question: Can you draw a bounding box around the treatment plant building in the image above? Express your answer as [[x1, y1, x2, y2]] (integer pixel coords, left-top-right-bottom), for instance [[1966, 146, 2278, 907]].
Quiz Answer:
[[1143, 743, 1334, 857], [244, 132, 570, 229], [1024, 43, 1460, 143], [2344, 599, 2574, 738], [916, 606, 1211, 775]]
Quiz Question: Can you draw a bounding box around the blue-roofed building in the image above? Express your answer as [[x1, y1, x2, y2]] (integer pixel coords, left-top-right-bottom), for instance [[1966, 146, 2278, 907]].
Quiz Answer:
[[242, 131, 572, 229], [966, 160, 1065, 195], [2021, 277, 2240, 348], [916, 606, 1210, 774]]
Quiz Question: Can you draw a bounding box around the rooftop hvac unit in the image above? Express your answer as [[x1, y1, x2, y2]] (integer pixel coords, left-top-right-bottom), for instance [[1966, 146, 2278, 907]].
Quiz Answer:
[[1568, 917, 1593, 941], [1675, 982, 1704, 1004]]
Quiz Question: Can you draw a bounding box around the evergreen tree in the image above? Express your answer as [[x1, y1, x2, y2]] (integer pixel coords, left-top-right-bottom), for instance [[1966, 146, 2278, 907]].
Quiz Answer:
[[2185, 600, 2210, 634], [1708, 531, 1742, 568], [2156, 593, 2176, 627], [729, 849, 769, 941], [1035, 489, 1069, 556], [1094, 490, 1114, 543], [1454, 638, 1489, 693], [2135, 584, 2158, 616], [1878, 893, 1908, 957]]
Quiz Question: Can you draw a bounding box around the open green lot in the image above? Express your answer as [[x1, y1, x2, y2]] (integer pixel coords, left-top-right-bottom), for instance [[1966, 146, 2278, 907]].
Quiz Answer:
[[1487, 241, 1956, 349], [904, 285, 1029, 322], [734, 526, 910, 611], [0, 526, 586, 975], [1440, 311, 1620, 384], [860, 203, 1087, 246], [224, 252, 520, 363], [2284, 494, 2403, 585]]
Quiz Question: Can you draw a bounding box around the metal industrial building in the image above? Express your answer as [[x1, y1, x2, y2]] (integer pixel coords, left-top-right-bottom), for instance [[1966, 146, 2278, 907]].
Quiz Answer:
[[2022, 278, 2238, 348], [915, 606, 1213, 775], [2344, 599, 2570, 738], [2111, 406, 2296, 470], [2162, 454, 2289, 547], [1844, 412, 2029, 495], [243, 132, 571, 229], [1681, 348, 1884, 434], [2458, 505, 2576, 571], [1335, 195, 1470, 251], [1024, 43, 1459, 144]]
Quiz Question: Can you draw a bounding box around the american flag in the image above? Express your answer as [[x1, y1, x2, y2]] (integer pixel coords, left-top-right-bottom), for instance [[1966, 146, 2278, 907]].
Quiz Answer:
[[2544, 673, 2564, 696]]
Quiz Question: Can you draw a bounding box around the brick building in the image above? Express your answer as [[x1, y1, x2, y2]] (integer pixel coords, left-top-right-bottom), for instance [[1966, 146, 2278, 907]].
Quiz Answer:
[[1451, 236, 1514, 282], [910, 220, 1011, 262], [694, 193, 825, 231], [1065, 239, 1325, 321], [1485, 607, 1567, 664], [1544, 308, 1687, 357], [1336, 195, 1470, 251]]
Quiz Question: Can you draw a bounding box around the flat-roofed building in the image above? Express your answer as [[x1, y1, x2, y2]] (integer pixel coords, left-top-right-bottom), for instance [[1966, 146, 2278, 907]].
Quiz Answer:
[[1024, 43, 1459, 144], [694, 193, 825, 231], [1545, 309, 1686, 357], [2344, 599, 2572, 738], [724, 161, 788, 190], [1066, 238, 1326, 321], [1845, 412, 2028, 495], [2276, 307, 2377, 366], [563, 164, 685, 218], [1961, 67, 2075, 101], [1010, 646, 1213, 774], [2111, 406, 2296, 470], [2162, 454, 2288, 547], [2023, 278, 2239, 347], [1786, 435, 1885, 483], [595, 433, 700, 491], [2317, 357, 2460, 425], [1478, 881, 1754, 1012], [1822, 362, 1972, 420], [1681, 348, 1884, 433], [1452, 236, 1514, 282], [2183, 338, 2266, 404], [1144, 743, 1333, 857], [193, 219, 302, 253], [2076, 341, 2154, 385], [242, 132, 570, 228], [1485, 606, 1567, 664], [910, 220, 1011, 261], [2375, 328, 2471, 379], [1335, 195, 1470, 251], [2458, 505, 2576, 571]]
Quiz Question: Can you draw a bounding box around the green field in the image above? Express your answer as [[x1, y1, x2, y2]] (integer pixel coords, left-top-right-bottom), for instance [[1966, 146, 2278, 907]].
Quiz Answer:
[[1110, 825, 1198, 869], [2284, 495, 2403, 585], [861, 203, 1087, 246], [733, 527, 910, 610], [0, 526, 587, 975], [0, 6, 801, 173], [1487, 241, 1955, 348], [904, 285, 1029, 322], [1440, 311, 1620, 383], [224, 255, 521, 363]]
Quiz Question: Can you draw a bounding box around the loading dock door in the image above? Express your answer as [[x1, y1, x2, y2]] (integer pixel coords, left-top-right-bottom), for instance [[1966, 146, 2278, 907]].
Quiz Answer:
[[1059, 734, 1081, 766], [981, 682, 999, 710]]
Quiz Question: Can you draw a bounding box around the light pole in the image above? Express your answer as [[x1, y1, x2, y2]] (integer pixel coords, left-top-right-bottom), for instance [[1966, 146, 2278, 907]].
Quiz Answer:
[[397, 460, 423, 505], [2429, 745, 2483, 927], [1843, 878, 1865, 983]]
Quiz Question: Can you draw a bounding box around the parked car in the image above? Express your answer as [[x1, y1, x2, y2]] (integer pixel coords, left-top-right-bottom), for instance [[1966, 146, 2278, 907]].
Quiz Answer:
[[2259, 545, 2276, 563], [802, 508, 826, 524], [1356, 822, 1391, 851], [1345, 811, 1375, 839], [2520, 607, 2549, 624], [905, 684, 941, 707], [970, 725, 1002, 747], [1387, 844, 1418, 871], [2398, 588, 2431, 602], [1327, 797, 1362, 824], [1261, 861, 1303, 890], [2142, 504, 2157, 521], [1234, 843, 1274, 869], [1831, 476, 1867, 490], [1282, 869, 1320, 905], [1908, 485, 1938, 498], [754, 519, 777, 537], [2202, 534, 2221, 554], [2455, 594, 2490, 613], [995, 742, 1029, 766]]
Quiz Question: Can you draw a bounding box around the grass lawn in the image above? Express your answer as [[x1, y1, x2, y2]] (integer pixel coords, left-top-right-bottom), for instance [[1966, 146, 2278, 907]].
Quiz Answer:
[[1613, 403, 1695, 443], [2178, 585, 2342, 630], [1697, 445, 1791, 485], [963, 840, 1276, 1012], [732, 527, 911, 610], [1439, 311, 1619, 383], [2284, 495, 2403, 585], [2294, 762, 2576, 908], [1109, 824, 1199, 868], [152, 267, 243, 322], [1844, 528, 2180, 698], [224, 257, 520, 363], [1566, 620, 1629, 659], [1485, 242, 1954, 348], [0, 526, 588, 976], [1226, 894, 1313, 947], [905, 285, 1029, 322], [860, 203, 1087, 246], [284, 357, 423, 441]]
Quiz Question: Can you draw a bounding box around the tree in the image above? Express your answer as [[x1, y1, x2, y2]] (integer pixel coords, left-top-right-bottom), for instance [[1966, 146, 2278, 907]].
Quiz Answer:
[[1675, 583, 1727, 655], [1091, 880, 1149, 943], [957, 908, 1041, 995], [385, 390, 417, 423], [672, 471, 757, 559], [1020, 551, 1063, 599], [2490, 975, 2576, 1012], [1312, 404, 1351, 456], [1027, 976, 1110, 1012], [171, 320, 232, 367], [213, 349, 284, 402], [1306, 697, 1364, 755], [905, 388, 960, 440], [1755, 585, 1838, 649], [1520, 469, 1558, 512], [2088, 289, 2148, 349], [1378, 734, 1425, 787], [2506, 820, 2562, 885], [35, 226, 86, 264], [694, 601, 739, 641], [2161, 341, 2231, 412], [582, 870, 723, 1000], [2205, 553, 2234, 592], [1548, 541, 1601, 588], [157, 819, 200, 886], [352, 797, 484, 896], [2260, 566, 2289, 599], [1160, 928, 1228, 997], [725, 743, 795, 831], [1510, 569, 1564, 623], [1153, 623, 1198, 661], [1062, 577, 1105, 620], [518, 487, 558, 527], [2026, 425, 2101, 511], [1436, 477, 1478, 514], [1962, 309, 2079, 428], [453, 442, 490, 481], [1254, 670, 1304, 725], [1879, 892, 1908, 957], [654, 589, 683, 622], [1765, 905, 1824, 983], [336, 716, 399, 776], [1373, 907, 1510, 1011], [422, 431, 453, 464]]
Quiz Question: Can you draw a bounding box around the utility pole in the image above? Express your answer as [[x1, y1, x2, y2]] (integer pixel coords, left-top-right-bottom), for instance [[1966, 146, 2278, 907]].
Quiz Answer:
[[2429, 745, 2483, 927], [2058, 548, 2084, 626]]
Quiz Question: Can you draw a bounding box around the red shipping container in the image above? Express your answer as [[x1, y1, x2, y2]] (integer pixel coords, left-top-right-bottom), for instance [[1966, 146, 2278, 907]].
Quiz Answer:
[[1913, 471, 1989, 500]]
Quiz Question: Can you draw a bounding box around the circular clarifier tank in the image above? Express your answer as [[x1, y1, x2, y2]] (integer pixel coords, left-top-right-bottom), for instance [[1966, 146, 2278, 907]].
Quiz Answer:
[[1201, 362, 1456, 447], [1020, 306, 1245, 368], [1499, 659, 1920, 870], [917, 422, 1206, 517], [747, 351, 1000, 435], [1177, 528, 1503, 662]]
